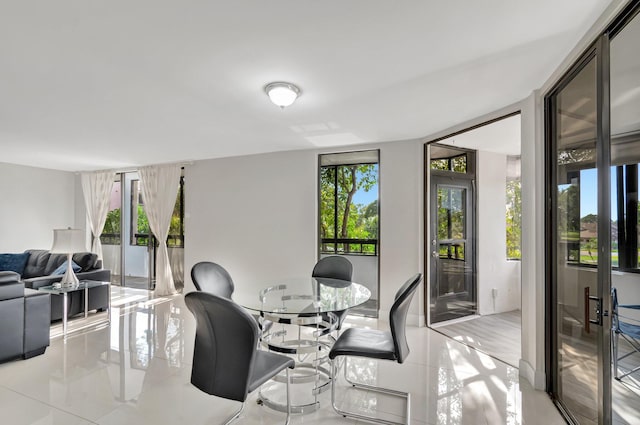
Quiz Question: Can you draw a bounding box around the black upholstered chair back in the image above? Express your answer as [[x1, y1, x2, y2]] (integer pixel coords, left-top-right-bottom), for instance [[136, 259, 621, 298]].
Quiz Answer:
[[184, 291, 259, 402], [389, 273, 423, 364], [312, 256, 353, 281], [191, 261, 234, 299]]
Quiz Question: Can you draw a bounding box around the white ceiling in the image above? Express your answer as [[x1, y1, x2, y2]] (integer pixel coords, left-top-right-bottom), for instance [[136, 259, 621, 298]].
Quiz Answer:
[[0, 0, 613, 171], [437, 114, 521, 155]]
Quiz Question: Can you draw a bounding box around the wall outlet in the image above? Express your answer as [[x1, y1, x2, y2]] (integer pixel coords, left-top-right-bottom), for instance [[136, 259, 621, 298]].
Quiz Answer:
[[492, 288, 498, 298]]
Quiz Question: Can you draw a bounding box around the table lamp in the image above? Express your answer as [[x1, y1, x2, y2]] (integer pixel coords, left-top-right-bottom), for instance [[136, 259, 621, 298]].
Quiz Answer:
[[50, 228, 86, 288]]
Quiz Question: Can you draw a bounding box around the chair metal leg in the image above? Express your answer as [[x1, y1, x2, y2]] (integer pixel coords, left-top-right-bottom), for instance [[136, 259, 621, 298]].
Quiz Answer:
[[222, 402, 245, 425], [612, 332, 620, 380], [331, 358, 410, 425], [285, 368, 291, 425], [615, 332, 640, 380]]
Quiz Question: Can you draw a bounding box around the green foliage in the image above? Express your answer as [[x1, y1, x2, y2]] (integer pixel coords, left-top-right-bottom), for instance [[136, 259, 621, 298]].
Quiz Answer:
[[557, 184, 580, 234], [430, 155, 467, 173], [103, 208, 121, 234], [451, 156, 467, 173], [137, 205, 150, 234], [430, 159, 449, 171], [135, 189, 183, 247], [506, 180, 521, 259], [437, 187, 464, 241], [320, 164, 378, 252], [582, 238, 598, 263]]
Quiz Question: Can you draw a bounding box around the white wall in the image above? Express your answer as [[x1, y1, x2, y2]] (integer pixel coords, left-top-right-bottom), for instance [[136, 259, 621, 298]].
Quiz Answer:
[[184, 140, 426, 325], [376, 140, 425, 323], [184, 149, 318, 292], [476, 151, 521, 315], [520, 92, 546, 389], [0, 162, 78, 252]]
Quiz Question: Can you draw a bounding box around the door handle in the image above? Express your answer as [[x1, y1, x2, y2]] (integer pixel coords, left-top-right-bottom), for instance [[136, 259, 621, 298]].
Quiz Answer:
[[584, 287, 602, 333]]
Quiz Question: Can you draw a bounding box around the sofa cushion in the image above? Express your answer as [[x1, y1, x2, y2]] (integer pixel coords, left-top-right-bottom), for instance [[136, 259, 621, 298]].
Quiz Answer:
[[72, 252, 98, 272], [0, 253, 30, 275], [0, 275, 24, 301], [22, 250, 50, 279], [0, 271, 20, 284], [44, 254, 67, 276], [52, 260, 82, 275]]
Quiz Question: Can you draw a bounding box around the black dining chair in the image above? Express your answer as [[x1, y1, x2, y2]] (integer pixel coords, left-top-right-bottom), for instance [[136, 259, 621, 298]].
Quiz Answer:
[[185, 291, 295, 425], [310, 256, 353, 335], [191, 261, 272, 334], [191, 261, 235, 297], [328, 273, 422, 425]]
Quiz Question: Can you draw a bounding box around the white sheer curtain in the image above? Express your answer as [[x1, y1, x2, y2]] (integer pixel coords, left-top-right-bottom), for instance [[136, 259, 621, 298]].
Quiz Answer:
[[139, 164, 182, 296], [81, 170, 115, 261]]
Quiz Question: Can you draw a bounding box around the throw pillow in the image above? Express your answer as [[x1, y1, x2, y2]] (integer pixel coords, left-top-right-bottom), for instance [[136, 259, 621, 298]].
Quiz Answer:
[[52, 260, 82, 275], [0, 252, 30, 275]]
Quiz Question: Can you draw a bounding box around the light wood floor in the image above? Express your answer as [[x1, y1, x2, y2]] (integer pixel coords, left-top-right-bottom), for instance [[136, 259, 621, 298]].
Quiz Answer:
[[434, 310, 521, 368]]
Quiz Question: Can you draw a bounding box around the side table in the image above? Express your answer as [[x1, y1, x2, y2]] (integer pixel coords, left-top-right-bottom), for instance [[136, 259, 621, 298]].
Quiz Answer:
[[37, 280, 111, 340]]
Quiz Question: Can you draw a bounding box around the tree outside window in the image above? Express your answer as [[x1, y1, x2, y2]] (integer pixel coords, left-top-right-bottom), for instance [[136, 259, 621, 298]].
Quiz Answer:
[[320, 157, 379, 255], [132, 177, 185, 248], [506, 156, 521, 260]]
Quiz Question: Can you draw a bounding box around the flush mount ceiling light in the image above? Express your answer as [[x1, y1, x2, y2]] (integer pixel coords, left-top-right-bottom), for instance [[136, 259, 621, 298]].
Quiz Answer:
[[265, 82, 301, 108]]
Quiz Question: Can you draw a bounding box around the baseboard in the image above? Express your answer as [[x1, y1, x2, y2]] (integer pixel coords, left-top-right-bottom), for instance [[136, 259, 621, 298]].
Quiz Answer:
[[519, 359, 546, 390]]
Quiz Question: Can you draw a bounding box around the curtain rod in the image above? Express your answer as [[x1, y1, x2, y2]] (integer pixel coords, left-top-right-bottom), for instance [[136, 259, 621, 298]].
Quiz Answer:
[[77, 161, 194, 175]]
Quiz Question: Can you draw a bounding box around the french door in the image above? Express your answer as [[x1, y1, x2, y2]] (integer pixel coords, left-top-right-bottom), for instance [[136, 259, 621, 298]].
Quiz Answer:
[[428, 146, 477, 325], [546, 3, 640, 423], [547, 45, 610, 424], [430, 176, 476, 323]]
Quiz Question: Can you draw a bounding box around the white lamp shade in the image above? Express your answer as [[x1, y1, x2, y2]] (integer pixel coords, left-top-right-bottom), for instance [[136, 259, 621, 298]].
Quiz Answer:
[[51, 228, 86, 254], [265, 82, 300, 107]]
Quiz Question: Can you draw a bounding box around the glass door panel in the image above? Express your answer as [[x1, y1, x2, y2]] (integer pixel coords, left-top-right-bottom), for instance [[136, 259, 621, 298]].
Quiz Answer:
[[101, 177, 122, 286], [551, 55, 601, 425], [430, 175, 475, 324], [610, 10, 640, 423], [124, 172, 152, 290]]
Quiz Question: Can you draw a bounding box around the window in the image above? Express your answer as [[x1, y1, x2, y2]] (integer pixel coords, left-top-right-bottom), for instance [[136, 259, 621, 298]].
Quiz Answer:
[[101, 179, 121, 245], [556, 162, 640, 271], [506, 156, 521, 260], [319, 151, 379, 255], [130, 179, 149, 246], [430, 153, 467, 173], [612, 163, 639, 270], [130, 176, 185, 248]]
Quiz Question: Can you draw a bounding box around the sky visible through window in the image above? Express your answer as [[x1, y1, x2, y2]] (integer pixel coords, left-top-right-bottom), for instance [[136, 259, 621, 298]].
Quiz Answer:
[[579, 167, 621, 221], [351, 167, 378, 206]]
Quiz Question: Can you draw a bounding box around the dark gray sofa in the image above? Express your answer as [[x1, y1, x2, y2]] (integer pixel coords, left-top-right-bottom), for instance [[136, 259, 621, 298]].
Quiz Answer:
[[0, 271, 50, 363], [20, 250, 110, 322]]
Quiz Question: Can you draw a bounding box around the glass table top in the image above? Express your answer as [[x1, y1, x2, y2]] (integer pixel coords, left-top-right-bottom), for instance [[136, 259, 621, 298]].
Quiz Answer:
[[233, 277, 371, 315], [37, 280, 109, 294]]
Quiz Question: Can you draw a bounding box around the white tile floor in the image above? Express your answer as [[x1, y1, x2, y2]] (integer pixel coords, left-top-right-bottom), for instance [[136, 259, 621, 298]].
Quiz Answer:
[[0, 287, 567, 425]]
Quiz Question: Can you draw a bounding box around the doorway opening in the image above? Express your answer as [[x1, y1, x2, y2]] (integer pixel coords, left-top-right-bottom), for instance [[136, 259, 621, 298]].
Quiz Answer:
[[425, 113, 522, 368]]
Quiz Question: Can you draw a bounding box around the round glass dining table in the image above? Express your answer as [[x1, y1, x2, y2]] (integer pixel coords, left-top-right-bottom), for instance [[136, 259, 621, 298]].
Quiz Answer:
[[233, 276, 371, 317], [232, 277, 371, 414]]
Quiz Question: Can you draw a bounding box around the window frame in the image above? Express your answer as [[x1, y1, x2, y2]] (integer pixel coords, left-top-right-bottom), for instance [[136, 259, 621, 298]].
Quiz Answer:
[[318, 151, 379, 256]]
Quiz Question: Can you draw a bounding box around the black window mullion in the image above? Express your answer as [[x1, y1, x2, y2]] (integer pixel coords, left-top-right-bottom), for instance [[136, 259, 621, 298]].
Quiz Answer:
[[334, 166, 339, 250], [626, 164, 638, 268], [616, 166, 627, 268]]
